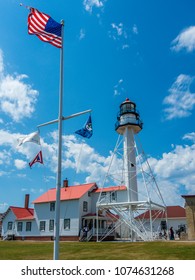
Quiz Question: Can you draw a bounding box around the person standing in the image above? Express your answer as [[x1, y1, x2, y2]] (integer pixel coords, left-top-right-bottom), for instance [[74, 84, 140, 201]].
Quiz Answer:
[[169, 227, 174, 240]]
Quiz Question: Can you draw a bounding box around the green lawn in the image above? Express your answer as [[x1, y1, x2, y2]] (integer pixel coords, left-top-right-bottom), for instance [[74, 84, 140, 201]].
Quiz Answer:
[[0, 241, 195, 260]]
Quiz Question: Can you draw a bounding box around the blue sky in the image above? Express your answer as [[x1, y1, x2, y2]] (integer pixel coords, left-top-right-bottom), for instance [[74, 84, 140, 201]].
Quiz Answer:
[[0, 0, 195, 212]]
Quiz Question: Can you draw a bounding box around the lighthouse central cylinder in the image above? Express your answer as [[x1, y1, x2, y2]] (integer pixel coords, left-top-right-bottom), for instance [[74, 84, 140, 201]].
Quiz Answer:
[[123, 127, 138, 202]]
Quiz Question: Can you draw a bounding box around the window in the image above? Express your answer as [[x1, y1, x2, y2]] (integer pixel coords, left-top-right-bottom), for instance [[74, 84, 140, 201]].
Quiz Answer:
[[83, 201, 88, 212], [101, 192, 107, 202], [17, 222, 23, 232], [7, 222, 13, 230], [49, 220, 54, 231], [121, 102, 135, 114], [40, 221, 46, 231], [50, 202, 55, 212], [64, 219, 70, 230], [111, 192, 117, 202], [26, 222, 32, 231]]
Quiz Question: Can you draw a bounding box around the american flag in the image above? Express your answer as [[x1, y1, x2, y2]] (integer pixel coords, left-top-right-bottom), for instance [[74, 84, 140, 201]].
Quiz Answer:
[[28, 8, 62, 48]]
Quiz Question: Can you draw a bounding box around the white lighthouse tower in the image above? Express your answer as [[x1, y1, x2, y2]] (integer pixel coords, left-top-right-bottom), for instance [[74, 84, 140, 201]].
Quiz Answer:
[[115, 98, 142, 203], [96, 98, 166, 242]]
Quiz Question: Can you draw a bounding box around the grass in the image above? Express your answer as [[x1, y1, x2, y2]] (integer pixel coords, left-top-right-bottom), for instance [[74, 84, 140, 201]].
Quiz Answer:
[[0, 240, 195, 260]]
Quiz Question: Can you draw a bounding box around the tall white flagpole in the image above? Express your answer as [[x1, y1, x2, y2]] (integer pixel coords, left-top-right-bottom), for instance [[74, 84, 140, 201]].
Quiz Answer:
[[53, 20, 64, 260]]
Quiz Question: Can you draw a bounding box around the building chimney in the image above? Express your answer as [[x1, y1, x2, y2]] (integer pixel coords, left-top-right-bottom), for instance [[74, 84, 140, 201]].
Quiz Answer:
[[63, 178, 68, 188], [24, 194, 29, 209]]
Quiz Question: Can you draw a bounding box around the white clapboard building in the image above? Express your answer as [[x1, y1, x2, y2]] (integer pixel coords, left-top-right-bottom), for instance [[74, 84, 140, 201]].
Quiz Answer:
[[1, 180, 127, 241]]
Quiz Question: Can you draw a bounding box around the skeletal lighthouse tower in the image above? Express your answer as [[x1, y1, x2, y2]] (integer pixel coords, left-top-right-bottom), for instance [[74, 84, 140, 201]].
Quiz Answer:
[[115, 98, 143, 202], [96, 97, 166, 242]]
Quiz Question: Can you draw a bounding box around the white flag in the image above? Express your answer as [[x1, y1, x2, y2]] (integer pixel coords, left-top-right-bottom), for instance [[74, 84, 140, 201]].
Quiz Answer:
[[17, 131, 40, 146]]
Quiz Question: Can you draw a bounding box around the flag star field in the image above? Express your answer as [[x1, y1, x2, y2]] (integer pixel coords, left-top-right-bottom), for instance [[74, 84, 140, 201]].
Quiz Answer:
[[0, 0, 195, 211]]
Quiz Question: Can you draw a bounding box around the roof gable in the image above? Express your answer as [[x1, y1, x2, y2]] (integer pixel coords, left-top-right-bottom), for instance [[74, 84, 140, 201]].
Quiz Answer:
[[166, 206, 186, 218], [33, 183, 97, 204], [136, 205, 186, 220], [10, 207, 34, 220]]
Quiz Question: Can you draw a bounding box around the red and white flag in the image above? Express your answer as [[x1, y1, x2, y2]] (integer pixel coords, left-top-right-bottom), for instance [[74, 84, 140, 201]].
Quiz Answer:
[[29, 151, 43, 168], [28, 7, 62, 48]]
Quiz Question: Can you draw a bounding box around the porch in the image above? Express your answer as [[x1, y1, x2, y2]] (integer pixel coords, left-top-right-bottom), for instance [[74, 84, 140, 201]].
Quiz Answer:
[[80, 212, 115, 241]]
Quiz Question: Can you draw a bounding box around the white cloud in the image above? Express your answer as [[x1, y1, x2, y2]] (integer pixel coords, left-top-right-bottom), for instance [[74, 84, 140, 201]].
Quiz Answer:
[[111, 23, 124, 37], [0, 49, 39, 122], [35, 132, 120, 186], [62, 134, 113, 184], [14, 159, 27, 170], [109, 23, 138, 50], [79, 28, 86, 40], [163, 74, 195, 120], [113, 79, 125, 96], [83, 0, 104, 13], [0, 170, 10, 177], [0, 129, 22, 147], [17, 174, 27, 178], [110, 23, 127, 40], [183, 132, 195, 143], [109, 23, 138, 41], [148, 141, 195, 196], [171, 26, 195, 52], [132, 24, 138, 35], [0, 149, 11, 166], [30, 188, 44, 194], [122, 44, 129, 50]]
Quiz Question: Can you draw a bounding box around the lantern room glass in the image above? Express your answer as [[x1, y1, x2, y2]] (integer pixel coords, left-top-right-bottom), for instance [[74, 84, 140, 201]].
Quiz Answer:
[[120, 102, 135, 115]]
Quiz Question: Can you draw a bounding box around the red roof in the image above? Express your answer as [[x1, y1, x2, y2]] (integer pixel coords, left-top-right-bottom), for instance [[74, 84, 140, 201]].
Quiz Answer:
[[10, 207, 34, 220], [33, 183, 97, 204], [136, 206, 186, 220], [94, 185, 126, 193]]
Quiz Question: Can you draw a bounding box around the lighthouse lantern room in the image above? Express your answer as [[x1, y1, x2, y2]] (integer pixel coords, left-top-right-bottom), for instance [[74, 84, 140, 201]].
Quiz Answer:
[[115, 98, 143, 135]]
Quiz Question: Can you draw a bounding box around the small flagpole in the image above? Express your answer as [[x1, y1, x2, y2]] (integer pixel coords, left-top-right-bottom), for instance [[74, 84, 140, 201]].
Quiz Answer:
[[53, 20, 64, 260]]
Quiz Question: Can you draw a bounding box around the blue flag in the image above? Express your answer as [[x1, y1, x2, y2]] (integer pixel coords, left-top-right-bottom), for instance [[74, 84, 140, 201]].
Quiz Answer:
[[75, 115, 93, 139]]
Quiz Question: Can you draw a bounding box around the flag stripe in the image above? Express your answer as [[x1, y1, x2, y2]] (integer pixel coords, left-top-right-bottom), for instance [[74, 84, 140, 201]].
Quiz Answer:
[[34, 12, 49, 30], [28, 11, 48, 33], [28, 8, 62, 48], [32, 15, 46, 30]]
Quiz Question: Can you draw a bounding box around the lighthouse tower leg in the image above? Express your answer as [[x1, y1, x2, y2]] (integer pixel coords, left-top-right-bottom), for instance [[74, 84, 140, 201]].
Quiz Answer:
[[124, 127, 138, 202]]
